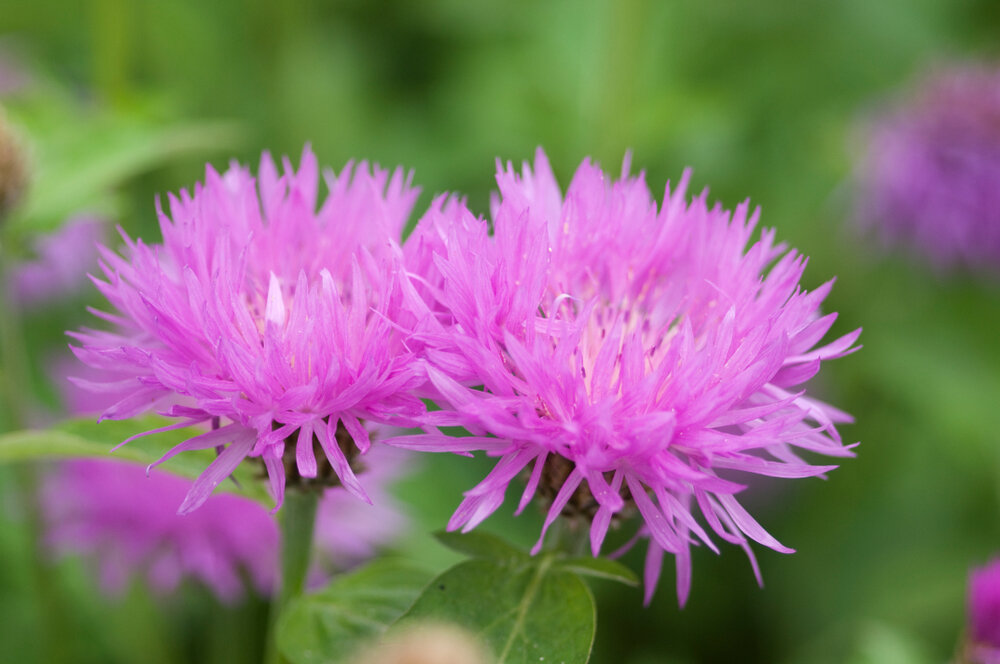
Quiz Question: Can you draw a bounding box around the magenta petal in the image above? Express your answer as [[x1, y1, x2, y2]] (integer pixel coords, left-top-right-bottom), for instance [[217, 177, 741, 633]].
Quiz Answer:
[[148, 424, 252, 473], [530, 467, 583, 555], [178, 430, 256, 514], [263, 449, 286, 513], [716, 494, 794, 554], [316, 419, 371, 505]]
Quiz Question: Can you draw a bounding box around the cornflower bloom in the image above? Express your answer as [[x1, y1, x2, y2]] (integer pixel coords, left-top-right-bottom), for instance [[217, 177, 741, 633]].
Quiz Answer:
[[855, 63, 1000, 272], [43, 447, 409, 602], [71, 147, 426, 513], [398, 150, 860, 604]]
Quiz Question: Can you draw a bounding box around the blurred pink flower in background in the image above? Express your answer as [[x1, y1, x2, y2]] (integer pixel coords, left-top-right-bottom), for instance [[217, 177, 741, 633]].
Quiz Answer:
[[42, 445, 410, 603], [10, 216, 105, 307], [855, 63, 1000, 273], [43, 459, 279, 602]]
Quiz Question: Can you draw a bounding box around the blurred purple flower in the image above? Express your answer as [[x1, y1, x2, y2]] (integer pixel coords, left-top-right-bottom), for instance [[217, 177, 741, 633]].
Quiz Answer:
[[396, 149, 860, 605], [856, 64, 1000, 272], [44, 459, 278, 602], [969, 558, 1000, 663], [71, 147, 427, 514], [43, 445, 410, 603], [10, 216, 105, 307]]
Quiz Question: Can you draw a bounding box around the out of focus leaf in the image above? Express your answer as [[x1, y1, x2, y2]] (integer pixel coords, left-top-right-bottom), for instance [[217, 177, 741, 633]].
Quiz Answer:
[[557, 555, 639, 587], [433, 529, 529, 562], [6, 117, 242, 234], [276, 559, 432, 664], [0, 416, 271, 505], [848, 622, 935, 664], [396, 555, 596, 664]]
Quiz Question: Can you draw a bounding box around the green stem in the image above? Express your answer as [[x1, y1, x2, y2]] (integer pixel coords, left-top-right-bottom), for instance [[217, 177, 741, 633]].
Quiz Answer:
[[0, 247, 71, 662], [0, 246, 30, 430], [264, 488, 320, 664], [548, 518, 590, 557]]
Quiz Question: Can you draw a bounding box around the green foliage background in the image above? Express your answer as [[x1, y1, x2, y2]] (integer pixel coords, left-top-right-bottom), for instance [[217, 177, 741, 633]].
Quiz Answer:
[[2, 0, 999, 662]]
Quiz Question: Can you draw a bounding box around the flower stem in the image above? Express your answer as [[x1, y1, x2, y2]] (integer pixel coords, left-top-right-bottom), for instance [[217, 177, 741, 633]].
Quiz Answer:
[[548, 517, 590, 557], [264, 487, 320, 664], [0, 245, 30, 431]]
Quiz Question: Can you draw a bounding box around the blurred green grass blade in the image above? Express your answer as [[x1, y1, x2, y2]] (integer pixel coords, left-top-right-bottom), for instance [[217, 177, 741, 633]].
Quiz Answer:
[[0, 415, 271, 506]]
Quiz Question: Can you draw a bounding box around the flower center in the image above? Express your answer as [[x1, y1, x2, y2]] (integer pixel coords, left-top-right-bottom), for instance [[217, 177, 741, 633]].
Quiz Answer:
[[536, 454, 635, 522], [279, 418, 364, 490]]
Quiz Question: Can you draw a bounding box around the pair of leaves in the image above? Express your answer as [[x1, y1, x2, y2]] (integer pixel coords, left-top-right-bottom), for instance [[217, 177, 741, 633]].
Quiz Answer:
[[277, 530, 638, 664]]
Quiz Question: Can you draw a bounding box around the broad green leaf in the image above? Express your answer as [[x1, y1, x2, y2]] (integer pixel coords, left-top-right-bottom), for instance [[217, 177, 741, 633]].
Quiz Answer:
[[0, 416, 271, 506], [397, 556, 595, 664], [276, 559, 432, 664], [433, 530, 529, 562], [557, 556, 639, 586]]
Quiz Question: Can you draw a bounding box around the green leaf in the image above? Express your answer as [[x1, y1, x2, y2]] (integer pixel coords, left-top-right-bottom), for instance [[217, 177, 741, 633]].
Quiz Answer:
[[557, 556, 639, 586], [397, 556, 596, 664], [433, 530, 529, 562], [276, 559, 432, 664], [5, 105, 243, 235], [0, 416, 271, 506]]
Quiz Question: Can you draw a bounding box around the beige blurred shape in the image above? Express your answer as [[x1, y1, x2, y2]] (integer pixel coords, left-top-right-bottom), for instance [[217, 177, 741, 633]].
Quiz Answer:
[[0, 108, 28, 222], [351, 622, 494, 664]]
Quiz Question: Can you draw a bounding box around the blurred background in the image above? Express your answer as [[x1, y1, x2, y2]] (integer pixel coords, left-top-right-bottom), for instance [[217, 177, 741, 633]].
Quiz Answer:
[[1, 0, 1000, 662]]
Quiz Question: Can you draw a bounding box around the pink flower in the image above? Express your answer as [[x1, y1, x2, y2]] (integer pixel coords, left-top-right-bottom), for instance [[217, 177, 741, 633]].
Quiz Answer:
[[396, 149, 860, 605], [43, 459, 279, 602], [969, 558, 1000, 663], [71, 147, 426, 513], [43, 449, 410, 602], [855, 63, 1000, 272]]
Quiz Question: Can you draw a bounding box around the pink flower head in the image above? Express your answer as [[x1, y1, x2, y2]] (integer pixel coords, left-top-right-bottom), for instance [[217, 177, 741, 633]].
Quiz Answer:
[[970, 558, 1000, 660], [397, 149, 860, 606], [43, 449, 410, 602], [856, 63, 1000, 272], [71, 147, 426, 513]]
